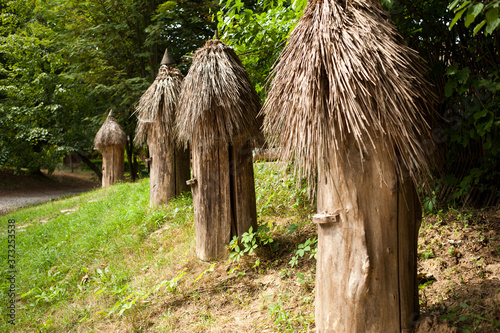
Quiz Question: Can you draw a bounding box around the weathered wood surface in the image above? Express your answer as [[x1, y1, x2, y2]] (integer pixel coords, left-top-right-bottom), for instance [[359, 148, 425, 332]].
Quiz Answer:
[[101, 145, 125, 187], [191, 139, 232, 261], [174, 145, 191, 195], [230, 140, 258, 237], [147, 125, 191, 206], [148, 126, 174, 205], [315, 134, 420, 332], [398, 174, 421, 331], [190, 138, 257, 261]]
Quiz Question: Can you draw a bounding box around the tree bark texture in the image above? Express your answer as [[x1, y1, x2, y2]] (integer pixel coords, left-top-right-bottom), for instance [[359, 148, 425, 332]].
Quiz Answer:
[[315, 134, 420, 333], [101, 145, 125, 187], [147, 125, 190, 206], [174, 144, 191, 196], [191, 138, 257, 261], [229, 139, 258, 237]]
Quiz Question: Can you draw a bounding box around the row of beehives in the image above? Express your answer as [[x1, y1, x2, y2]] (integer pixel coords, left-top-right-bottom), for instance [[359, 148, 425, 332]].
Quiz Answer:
[[93, 0, 436, 329], [94, 35, 262, 262]]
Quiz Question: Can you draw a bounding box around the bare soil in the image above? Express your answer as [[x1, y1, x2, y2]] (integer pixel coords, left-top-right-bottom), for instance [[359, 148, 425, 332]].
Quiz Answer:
[[414, 208, 500, 332], [0, 168, 100, 214]]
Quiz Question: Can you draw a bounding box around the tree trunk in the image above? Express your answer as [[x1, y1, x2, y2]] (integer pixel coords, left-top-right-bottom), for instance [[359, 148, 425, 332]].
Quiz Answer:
[[229, 139, 258, 237], [191, 139, 232, 261], [315, 134, 420, 332], [190, 138, 257, 261], [147, 125, 190, 206], [101, 145, 125, 187], [175, 144, 191, 195], [77, 152, 102, 180]]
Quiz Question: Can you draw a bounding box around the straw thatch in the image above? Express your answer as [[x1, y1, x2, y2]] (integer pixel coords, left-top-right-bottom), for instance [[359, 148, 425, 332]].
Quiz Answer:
[[176, 39, 261, 147], [94, 110, 127, 149], [261, 0, 436, 187], [134, 61, 183, 146]]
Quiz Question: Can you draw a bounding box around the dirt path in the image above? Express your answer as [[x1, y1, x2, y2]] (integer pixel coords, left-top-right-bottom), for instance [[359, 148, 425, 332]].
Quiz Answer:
[[0, 169, 100, 215]]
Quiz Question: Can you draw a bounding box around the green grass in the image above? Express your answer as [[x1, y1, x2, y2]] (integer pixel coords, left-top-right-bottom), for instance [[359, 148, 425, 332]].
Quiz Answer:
[[0, 162, 314, 332], [2, 162, 498, 332], [0, 179, 194, 330]]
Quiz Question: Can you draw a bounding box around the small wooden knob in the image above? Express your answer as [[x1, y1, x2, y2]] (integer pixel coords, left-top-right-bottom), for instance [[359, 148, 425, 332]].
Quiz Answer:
[[186, 178, 197, 186], [312, 212, 339, 224]]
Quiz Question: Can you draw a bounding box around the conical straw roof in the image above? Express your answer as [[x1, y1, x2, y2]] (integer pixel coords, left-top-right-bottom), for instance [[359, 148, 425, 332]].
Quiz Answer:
[[94, 110, 127, 149], [261, 0, 436, 187], [176, 39, 261, 147], [161, 48, 175, 66], [134, 49, 183, 146]]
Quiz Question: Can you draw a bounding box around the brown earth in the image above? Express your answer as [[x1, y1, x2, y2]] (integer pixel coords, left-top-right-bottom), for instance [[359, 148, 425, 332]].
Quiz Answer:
[[415, 208, 500, 332]]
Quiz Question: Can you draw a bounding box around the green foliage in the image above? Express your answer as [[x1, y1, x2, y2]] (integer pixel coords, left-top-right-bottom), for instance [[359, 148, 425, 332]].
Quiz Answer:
[[266, 292, 313, 332], [448, 0, 500, 35], [229, 224, 276, 263], [254, 163, 311, 216], [0, 0, 102, 172], [1, 0, 215, 173], [217, 0, 305, 99], [388, 0, 499, 207], [421, 248, 435, 260], [289, 237, 317, 268], [423, 190, 439, 213]]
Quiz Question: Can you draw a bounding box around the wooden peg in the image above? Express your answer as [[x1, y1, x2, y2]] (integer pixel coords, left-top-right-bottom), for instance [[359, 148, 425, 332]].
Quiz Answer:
[[312, 212, 339, 224]]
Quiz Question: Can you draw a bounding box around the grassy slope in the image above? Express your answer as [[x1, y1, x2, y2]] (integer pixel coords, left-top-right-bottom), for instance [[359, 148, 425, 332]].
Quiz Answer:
[[0, 163, 498, 332]]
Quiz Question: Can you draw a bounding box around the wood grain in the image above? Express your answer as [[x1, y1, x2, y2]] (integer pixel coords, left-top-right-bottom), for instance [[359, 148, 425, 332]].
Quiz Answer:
[[316, 133, 419, 332], [101, 145, 125, 188]]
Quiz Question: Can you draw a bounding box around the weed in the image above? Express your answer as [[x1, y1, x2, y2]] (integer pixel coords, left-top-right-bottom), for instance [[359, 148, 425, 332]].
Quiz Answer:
[[421, 248, 435, 260], [289, 237, 317, 268], [266, 292, 313, 332], [228, 224, 277, 264]]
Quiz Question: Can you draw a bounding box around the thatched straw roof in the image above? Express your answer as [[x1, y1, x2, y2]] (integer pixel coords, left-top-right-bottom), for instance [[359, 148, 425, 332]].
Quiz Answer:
[[94, 110, 127, 149], [134, 49, 183, 146], [176, 38, 261, 147], [261, 0, 436, 186]]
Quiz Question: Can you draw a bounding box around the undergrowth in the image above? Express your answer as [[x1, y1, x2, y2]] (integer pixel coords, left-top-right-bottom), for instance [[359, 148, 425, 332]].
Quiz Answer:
[[0, 163, 317, 332], [2, 162, 495, 332]]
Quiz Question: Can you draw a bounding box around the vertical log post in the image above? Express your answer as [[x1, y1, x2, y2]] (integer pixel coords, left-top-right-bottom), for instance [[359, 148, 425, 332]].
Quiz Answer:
[[315, 135, 420, 332], [147, 126, 175, 205], [101, 145, 125, 188], [189, 138, 257, 261], [191, 139, 232, 261], [229, 139, 258, 237]]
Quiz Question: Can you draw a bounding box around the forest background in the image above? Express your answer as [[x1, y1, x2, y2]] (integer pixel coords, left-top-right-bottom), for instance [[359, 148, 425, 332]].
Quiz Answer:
[[0, 0, 498, 208]]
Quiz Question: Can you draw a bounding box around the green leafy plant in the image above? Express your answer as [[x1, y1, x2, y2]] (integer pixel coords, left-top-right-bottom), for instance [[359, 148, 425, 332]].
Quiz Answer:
[[289, 237, 317, 268], [421, 248, 435, 260], [229, 225, 277, 263], [448, 0, 500, 35]]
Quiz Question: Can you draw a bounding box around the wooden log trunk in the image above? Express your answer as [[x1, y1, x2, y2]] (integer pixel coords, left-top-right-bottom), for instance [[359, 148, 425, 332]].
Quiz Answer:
[[174, 144, 191, 196], [191, 138, 257, 261], [315, 134, 420, 333], [229, 139, 258, 237], [101, 145, 125, 187], [192, 139, 232, 261], [147, 126, 191, 206]]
